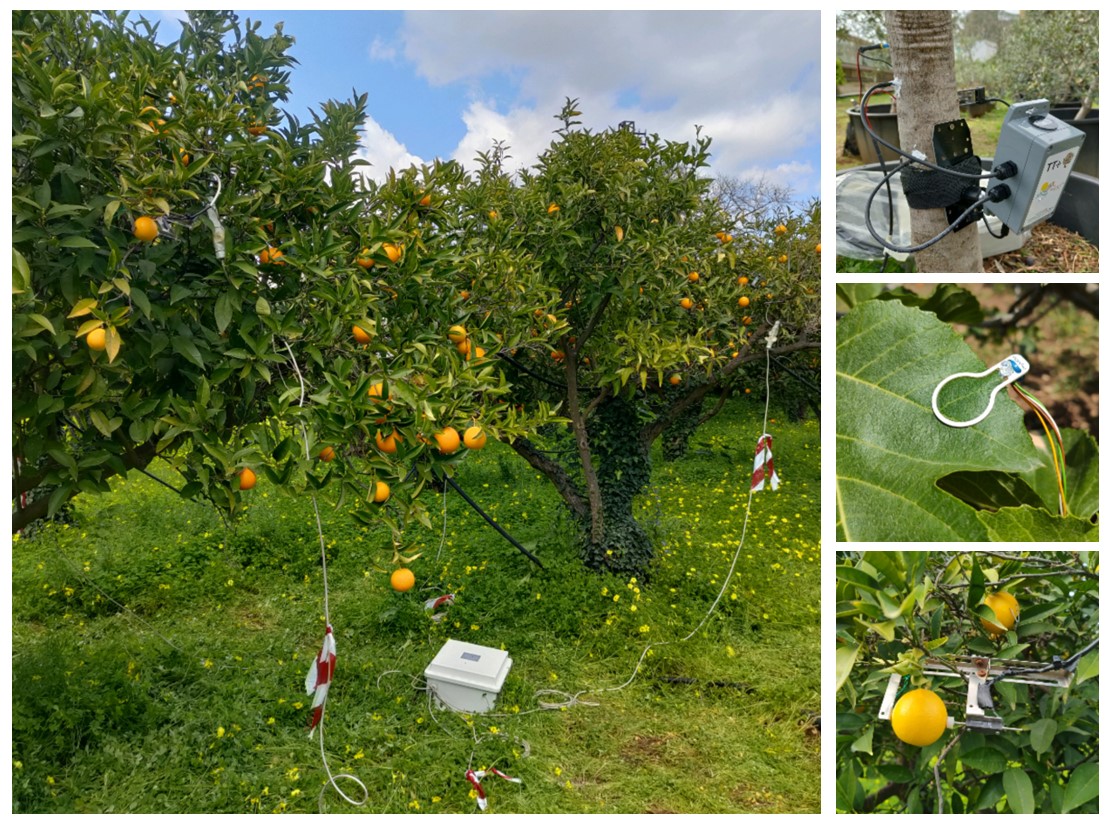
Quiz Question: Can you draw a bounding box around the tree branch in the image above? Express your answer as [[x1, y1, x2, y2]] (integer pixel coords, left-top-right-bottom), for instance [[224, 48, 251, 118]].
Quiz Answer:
[[504, 435, 588, 520]]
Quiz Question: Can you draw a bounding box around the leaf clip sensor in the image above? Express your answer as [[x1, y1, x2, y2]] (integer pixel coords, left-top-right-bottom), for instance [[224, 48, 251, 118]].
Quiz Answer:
[[931, 354, 1030, 428]]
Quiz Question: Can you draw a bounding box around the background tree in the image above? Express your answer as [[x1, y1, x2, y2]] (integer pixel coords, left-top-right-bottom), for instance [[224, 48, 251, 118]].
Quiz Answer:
[[884, 9, 983, 273], [836, 551, 1099, 814], [462, 105, 820, 576]]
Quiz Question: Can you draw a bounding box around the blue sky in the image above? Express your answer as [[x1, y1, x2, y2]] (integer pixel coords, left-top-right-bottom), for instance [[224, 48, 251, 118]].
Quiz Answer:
[[147, 10, 820, 200]]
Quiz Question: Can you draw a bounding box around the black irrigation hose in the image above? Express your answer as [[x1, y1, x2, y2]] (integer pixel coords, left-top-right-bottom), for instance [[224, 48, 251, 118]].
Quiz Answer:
[[444, 475, 545, 569]]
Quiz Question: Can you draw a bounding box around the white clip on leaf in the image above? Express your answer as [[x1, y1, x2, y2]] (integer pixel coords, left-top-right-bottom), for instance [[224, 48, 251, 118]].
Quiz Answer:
[[931, 354, 1030, 428]]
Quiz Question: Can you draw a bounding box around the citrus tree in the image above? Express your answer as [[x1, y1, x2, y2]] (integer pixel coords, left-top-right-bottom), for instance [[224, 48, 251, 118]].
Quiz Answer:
[[11, 10, 560, 559], [836, 551, 1099, 814], [457, 102, 820, 576]]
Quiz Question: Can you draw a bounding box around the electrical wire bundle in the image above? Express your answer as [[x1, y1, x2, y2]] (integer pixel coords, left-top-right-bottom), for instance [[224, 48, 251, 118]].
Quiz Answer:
[[857, 79, 1014, 255], [1011, 382, 1069, 516]]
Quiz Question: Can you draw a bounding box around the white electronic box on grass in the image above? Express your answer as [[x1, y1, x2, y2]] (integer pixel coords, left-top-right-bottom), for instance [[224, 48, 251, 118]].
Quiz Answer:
[[424, 639, 512, 714]]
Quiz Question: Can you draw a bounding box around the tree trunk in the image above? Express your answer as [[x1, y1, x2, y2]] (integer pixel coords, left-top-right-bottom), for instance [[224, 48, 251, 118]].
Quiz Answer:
[[886, 10, 984, 273]]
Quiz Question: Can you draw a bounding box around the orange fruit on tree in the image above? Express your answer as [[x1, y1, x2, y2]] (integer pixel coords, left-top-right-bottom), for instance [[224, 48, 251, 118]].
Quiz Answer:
[[688, 272, 699, 283], [669, 373, 681, 386], [382, 243, 402, 263], [368, 381, 384, 400], [434, 427, 461, 455], [356, 248, 374, 269], [472, 346, 486, 359], [551, 349, 565, 362], [373, 480, 390, 504], [418, 193, 432, 207], [375, 429, 401, 454], [319, 446, 336, 462], [178, 147, 190, 166], [774, 224, 787, 235], [447, 325, 468, 344], [738, 295, 750, 308], [890, 688, 948, 747], [238, 468, 257, 490], [547, 202, 560, 214], [981, 591, 1019, 637], [456, 338, 473, 357], [742, 315, 752, 325], [680, 297, 693, 310], [463, 426, 487, 450], [815, 243, 822, 253], [86, 327, 108, 351], [460, 290, 470, 300], [738, 276, 749, 286], [778, 254, 788, 264], [133, 216, 159, 243], [353, 325, 372, 345], [247, 122, 267, 136], [744, 387, 751, 394], [259, 246, 284, 266], [390, 567, 415, 592]]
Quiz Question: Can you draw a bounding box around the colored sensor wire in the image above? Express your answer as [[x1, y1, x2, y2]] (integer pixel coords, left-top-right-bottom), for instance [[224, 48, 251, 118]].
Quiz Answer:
[[1011, 383, 1068, 516]]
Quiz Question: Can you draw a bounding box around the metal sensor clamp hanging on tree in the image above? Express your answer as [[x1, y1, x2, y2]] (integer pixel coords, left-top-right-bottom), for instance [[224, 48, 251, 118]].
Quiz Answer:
[[931, 354, 1030, 428], [983, 99, 1087, 234]]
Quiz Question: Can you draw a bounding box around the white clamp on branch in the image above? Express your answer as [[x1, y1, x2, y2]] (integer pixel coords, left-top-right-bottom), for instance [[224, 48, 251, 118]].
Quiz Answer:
[[765, 320, 781, 350], [931, 354, 1029, 428]]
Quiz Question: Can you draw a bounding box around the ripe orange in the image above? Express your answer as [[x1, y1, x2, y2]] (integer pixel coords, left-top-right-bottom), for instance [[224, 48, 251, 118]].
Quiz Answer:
[[248, 74, 267, 90], [891, 689, 948, 747], [373, 480, 390, 504], [688, 272, 699, 283], [715, 231, 733, 244], [738, 296, 750, 308], [744, 388, 751, 394], [390, 567, 415, 592], [981, 591, 1019, 637], [247, 122, 267, 137], [86, 327, 107, 351], [353, 325, 372, 345], [368, 381, 384, 400], [447, 325, 468, 344], [669, 373, 681, 386], [463, 426, 487, 450], [472, 346, 486, 359], [778, 254, 788, 264], [551, 350, 565, 362], [382, 243, 402, 263], [456, 339, 473, 357], [774, 224, 787, 235], [133, 216, 159, 243], [547, 203, 560, 214], [178, 147, 190, 166], [238, 468, 257, 490], [680, 297, 693, 310], [418, 193, 432, 207], [460, 290, 470, 300], [738, 276, 749, 286], [742, 316, 752, 325], [815, 243, 822, 254], [356, 248, 374, 269], [375, 429, 401, 454], [319, 446, 335, 462], [259, 246, 284, 265], [434, 427, 461, 455], [488, 210, 499, 220]]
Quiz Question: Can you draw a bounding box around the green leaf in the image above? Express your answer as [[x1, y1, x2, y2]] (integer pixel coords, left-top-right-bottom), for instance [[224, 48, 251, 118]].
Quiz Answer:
[[959, 746, 1006, 773], [967, 555, 985, 613], [835, 643, 861, 693], [171, 336, 205, 369], [255, 296, 271, 316], [215, 292, 232, 333], [13, 248, 31, 293], [1003, 767, 1035, 814], [58, 236, 99, 249], [976, 506, 1099, 541], [1028, 718, 1057, 756], [877, 283, 985, 324], [850, 724, 873, 755], [836, 564, 881, 591], [1074, 650, 1098, 685], [836, 300, 1042, 541], [27, 313, 56, 335], [1061, 762, 1098, 813], [1020, 428, 1099, 520], [836, 282, 884, 309]]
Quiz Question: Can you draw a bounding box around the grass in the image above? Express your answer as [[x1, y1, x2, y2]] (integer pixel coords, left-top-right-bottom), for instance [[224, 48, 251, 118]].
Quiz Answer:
[[11, 396, 820, 813]]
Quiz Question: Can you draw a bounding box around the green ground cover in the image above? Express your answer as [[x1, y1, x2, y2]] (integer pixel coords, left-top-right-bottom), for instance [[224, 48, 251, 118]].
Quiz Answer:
[[12, 397, 820, 813]]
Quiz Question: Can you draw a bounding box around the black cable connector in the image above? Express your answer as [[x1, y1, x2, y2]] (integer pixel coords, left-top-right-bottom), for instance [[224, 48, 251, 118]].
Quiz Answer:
[[993, 160, 1018, 180], [987, 184, 1011, 203]]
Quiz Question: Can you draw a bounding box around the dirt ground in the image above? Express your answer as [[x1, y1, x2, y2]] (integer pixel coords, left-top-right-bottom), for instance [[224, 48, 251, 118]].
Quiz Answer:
[[904, 283, 1099, 441]]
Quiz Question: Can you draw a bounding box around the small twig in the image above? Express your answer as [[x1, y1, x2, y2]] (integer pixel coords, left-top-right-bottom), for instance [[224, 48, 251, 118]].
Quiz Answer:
[[934, 728, 965, 813]]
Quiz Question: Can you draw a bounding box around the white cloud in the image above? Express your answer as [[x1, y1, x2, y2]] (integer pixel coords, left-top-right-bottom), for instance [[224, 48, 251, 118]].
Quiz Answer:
[[355, 115, 425, 182], [392, 11, 820, 191]]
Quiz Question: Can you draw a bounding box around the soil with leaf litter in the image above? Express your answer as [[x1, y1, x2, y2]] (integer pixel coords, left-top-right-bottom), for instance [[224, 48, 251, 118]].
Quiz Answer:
[[984, 223, 1099, 274]]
